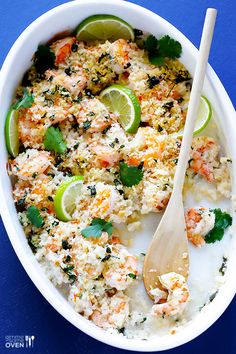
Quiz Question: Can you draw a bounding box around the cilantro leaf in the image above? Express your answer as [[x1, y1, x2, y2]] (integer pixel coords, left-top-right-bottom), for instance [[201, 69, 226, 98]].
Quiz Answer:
[[13, 89, 34, 110], [119, 162, 143, 187], [145, 34, 182, 66], [145, 34, 158, 52], [149, 52, 165, 66], [127, 273, 137, 279], [158, 35, 182, 59], [81, 218, 114, 238], [205, 209, 232, 244], [34, 45, 56, 73], [44, 126, 67, 154], [26, 205, 44, 228]]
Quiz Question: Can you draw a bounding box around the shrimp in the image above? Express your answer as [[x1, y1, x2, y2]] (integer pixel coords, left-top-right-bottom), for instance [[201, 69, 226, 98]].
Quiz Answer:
[[103, 245, 138, 290], [90, 292, 129, 329], [108, 39, 134, 74], [26, 175, 55, 213], [185, 207, 215, 247], [151, 272, 190, 317], [18, 112, 47, 148], [45, 69, 88, 97], [11, 149, 52, 181], [189, 136, 220, 182], [76, 97, 113, 133], [89, 183, 120, 219], [90, 143, 120, 168], [50, 37, 75, 65]]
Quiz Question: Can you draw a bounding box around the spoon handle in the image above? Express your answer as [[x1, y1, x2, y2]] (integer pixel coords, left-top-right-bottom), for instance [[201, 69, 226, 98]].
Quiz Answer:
[[173, 8, 217, 194]]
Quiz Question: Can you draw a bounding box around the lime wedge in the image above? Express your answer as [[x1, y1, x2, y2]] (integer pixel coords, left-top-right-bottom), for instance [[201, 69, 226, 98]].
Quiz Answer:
[[76, 14, 134, 42], [178, 96, 212, 137], [54, 176, 84, 221], [5, 107, 19, 157], [100, 84, 141, 133]]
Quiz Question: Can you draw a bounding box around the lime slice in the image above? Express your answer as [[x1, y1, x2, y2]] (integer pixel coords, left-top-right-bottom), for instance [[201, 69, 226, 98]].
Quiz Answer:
[[177, 96, 212, 137], [76, 14, 134, 42], [100, 84, 141, 133], [54, 176, 84, 221], [5, 107, 19, 157]]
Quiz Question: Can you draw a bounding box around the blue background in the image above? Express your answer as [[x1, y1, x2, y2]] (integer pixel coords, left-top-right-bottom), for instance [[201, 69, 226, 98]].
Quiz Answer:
[[0, 0, 235, 353]]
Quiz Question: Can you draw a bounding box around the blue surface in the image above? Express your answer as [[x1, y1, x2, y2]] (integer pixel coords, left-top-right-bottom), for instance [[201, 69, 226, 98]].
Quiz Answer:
[[0, 1, 235, 353]]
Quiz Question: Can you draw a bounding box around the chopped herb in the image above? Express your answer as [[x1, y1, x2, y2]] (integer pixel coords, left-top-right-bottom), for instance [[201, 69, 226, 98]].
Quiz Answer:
[[101, 254, 111, 262], [147, 75, 160, 89], [87, 185, 97, 196], [71, 43, 78, 52], [140, 317, 147, 323], [32, 172, 38, 179], [65, 255, 71, 262], [98, 53, 110, 63], [65, 67, 72, 76], [81, 218, 113, 238], [175, 71, 191, 84], [209, 291, 218, 302], [219, 256, 228, 276], [73, 142, 79, 150], [85, 89, 94, 98], [28, 234, 40, 253], [34, 44, 56, 73], [52, 220, 59, 226], [16, 198, 25, 206], [62, 265, 77, 282], [102, 125, 111, 134], [145, 34, 182, 66], [114, 178, 122, 186], [13, 89, 34, 110], [118, 327, 125, 334], [127, 273, 137, 279], [83, 120, 91, 131], [157, 125, 163, 132], [163, 101, 174, 110], [26, 205, 44, 228], [140, 252, 146, 256], [62, 239, 72, 250], [119, 161, 143, 187], [177, 97, 184, 103], [134, 28, 143, 38], [44, 126, 67, 154], [124, 62, 131, 69], [205, 209, 232, 244], [106, 246, 112, 253]]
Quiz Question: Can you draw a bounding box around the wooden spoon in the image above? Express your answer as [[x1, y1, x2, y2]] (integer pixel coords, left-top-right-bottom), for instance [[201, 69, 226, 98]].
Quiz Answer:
[[143, 8, 217, 295]]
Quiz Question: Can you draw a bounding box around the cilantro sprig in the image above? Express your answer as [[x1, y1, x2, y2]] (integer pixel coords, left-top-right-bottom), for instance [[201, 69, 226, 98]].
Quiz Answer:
[[13, 89, 34, 110], [81, 218, 113, 238], [44, 126, 67, 154], [26, 205, 44, 228], [119, 162, 143, 187], [205, 209, 232, 243], [34, 44, 56, 73], [145, 34, 182, 66]]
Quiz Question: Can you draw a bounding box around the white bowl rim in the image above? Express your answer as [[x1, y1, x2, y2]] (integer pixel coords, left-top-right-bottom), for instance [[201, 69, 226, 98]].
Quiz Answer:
[[0, 0, 236, 351]]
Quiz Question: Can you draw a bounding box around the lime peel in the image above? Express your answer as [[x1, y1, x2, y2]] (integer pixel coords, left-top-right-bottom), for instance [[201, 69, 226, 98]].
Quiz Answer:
[[100, 84, 141, 134], [177, 96, 212, 138], [5, 108, 20, 157], [76, 14, 134, 42], [54, 176, 84, 221]]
